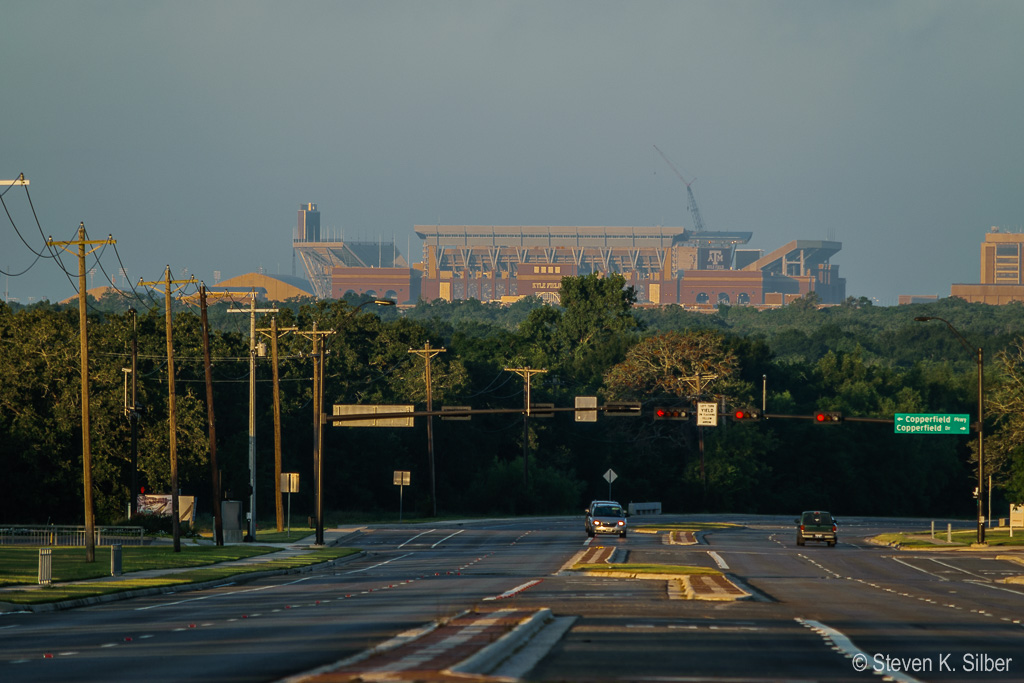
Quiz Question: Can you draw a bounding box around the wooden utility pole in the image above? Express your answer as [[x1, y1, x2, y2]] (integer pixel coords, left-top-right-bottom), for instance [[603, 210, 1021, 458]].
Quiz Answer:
[[128, 309, 139, 518], [199, 285, 224, 545], [297, 324, 335, 546], [257, 318, 296, 532], [504, 367, 547, 490], [47, 222, 115, 563], [227, 295, 278, 539], [409, 342, 445, 517], [139, 267, 194, 553]]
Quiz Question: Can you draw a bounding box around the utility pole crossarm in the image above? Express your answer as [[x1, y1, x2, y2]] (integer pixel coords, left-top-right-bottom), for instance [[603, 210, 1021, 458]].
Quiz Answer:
[[0, 174, 29, 186], [47, 231, 116, 255], [678, 373, 719, 397]]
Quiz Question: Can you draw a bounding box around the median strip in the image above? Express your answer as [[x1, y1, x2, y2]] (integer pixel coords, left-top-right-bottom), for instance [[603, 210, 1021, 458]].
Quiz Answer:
[[568, 562, 750, 601]]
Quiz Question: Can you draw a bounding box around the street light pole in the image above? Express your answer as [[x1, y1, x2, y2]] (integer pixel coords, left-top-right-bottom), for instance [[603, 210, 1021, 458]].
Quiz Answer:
[[914, 316, 985, 544]]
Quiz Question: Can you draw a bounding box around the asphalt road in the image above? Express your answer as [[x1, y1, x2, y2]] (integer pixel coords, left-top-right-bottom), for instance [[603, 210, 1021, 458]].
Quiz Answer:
[[2, 516, 1023, 682]]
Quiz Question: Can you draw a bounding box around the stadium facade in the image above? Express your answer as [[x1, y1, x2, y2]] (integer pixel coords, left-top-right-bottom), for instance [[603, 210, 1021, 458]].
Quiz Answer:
[[292, 205, 845, 306]]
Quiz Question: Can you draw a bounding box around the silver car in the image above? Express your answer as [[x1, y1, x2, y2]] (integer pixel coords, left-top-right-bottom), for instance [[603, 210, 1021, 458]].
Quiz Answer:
[[585, 500, 627, 538]]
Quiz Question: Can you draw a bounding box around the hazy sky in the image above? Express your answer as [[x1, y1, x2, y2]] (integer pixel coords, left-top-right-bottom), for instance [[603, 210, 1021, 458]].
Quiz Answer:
[[2, 1, 1022, 305]]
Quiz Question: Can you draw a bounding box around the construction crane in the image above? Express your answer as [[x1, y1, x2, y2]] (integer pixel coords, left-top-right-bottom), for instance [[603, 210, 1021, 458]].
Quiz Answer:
[[653, 145, 706, 234]]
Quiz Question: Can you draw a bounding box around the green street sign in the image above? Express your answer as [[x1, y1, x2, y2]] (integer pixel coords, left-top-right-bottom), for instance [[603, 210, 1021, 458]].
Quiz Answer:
[[894, 413, 970, 435]]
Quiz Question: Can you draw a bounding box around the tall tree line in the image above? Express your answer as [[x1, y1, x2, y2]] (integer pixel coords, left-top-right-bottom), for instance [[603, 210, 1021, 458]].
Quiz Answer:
[[2, 282, 1022, 524]]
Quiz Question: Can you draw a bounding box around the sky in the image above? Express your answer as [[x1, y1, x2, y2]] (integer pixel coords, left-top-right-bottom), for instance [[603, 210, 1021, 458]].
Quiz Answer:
[[2, 0, 1022, 306]]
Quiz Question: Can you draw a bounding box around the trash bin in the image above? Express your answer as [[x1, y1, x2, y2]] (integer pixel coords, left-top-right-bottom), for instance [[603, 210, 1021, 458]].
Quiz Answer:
[[38, 548, 52, 585], [111, 544, 123, 576]]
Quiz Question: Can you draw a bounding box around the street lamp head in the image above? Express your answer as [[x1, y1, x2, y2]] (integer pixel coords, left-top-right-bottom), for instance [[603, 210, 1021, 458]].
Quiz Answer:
[[353, 298, 397, 312]]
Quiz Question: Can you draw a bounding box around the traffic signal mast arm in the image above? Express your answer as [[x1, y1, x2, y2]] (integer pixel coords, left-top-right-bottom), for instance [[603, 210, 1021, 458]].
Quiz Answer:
[[323, 406, 895, 424], [763, 413, 894, 424]]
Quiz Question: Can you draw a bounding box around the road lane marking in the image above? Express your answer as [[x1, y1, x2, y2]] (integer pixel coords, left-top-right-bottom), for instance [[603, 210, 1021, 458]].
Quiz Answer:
[[343, 553, 414, 573], [135, 576, 313, 610], [798, 618, 924, 683], [964, 579, 1024, 596], [927, 557, 989, 580], [483, 579, 542, 601], [431, 529, 465, 547], [707, 551, 729, 570], [892, 557, 948, 581], [397, 529, 436, 548]]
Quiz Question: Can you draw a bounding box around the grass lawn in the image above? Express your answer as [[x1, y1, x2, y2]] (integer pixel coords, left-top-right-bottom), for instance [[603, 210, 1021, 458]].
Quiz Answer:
[[872, 529, 1024, 548], [0, 545, 278, 586], [0, 546, 357, 605], [191, 528, 317, 543]]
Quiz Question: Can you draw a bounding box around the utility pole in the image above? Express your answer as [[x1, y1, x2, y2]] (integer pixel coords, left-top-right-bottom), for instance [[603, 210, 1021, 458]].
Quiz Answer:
[[678, 372, 719, 487], [47, 222, 114, 564], [199, 285, 224, 545], [139, 266, 194, 553], [504, 367, 547, 490], [297, 324, 335, 546], [228, 295, 278, 539], [257, 317, 296, 532], [409, 342, 445, 517], [124, 309, 140, 518]]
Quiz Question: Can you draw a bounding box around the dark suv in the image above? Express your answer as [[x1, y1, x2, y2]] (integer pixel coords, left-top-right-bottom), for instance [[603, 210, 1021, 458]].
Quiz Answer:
[[796, 510, 837, 547]]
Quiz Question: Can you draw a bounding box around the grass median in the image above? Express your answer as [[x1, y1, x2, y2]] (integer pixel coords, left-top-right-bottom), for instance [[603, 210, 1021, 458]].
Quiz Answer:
[[632, 522, 741, 534], [0, 545, 357, 605], [873, 529, 1024, 548], [572, 563, 721, 576]]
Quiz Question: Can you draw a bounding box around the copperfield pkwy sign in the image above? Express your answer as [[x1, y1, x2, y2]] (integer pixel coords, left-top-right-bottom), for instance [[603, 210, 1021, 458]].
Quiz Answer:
[[894, 413, 970, 435]]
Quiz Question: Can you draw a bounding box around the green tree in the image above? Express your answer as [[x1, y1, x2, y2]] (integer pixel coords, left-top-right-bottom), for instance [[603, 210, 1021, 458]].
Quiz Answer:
[[604, 331, 737, 400], [986, 339, 1024, 503]]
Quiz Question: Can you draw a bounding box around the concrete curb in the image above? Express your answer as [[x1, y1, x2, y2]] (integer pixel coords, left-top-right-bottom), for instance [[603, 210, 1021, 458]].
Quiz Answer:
[[447, 608, 553, 676], [0, 551, 366, 614]]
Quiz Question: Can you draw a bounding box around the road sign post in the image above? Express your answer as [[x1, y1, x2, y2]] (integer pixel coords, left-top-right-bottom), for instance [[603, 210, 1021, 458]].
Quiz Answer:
[[280, 473, 299, 537], [394, 470, 410, 521], [603, 468, 618, 499], [894, 413, 970, 435]]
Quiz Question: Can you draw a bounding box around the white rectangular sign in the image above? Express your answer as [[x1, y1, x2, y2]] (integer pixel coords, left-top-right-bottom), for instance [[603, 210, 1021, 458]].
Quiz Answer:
[[333, 404, 414, 427], [697, 402, 718, 426]]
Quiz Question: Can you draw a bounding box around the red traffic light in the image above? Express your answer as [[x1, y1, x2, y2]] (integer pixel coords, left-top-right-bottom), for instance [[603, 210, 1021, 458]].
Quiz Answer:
[[654, 407, 689, 420], [733, 409, 761, 420], [814, 411, 843, 423]]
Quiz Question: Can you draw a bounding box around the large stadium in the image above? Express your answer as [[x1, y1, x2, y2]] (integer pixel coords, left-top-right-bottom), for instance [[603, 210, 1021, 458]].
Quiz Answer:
[[292, 204, 845, 307]]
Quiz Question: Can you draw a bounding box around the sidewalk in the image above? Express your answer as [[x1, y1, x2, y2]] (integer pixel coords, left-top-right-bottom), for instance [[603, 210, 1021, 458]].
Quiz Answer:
[[0, 528, 366, 612]]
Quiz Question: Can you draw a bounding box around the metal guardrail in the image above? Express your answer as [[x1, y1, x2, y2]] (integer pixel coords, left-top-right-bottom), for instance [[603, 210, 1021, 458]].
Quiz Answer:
[[0, 525, 145, 546]]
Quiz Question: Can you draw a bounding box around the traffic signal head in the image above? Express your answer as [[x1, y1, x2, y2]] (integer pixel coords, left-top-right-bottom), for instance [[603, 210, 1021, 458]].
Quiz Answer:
[[654, 407, 690, 420], [814, 411, 843, 423], [733, 409, 761, 420]]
